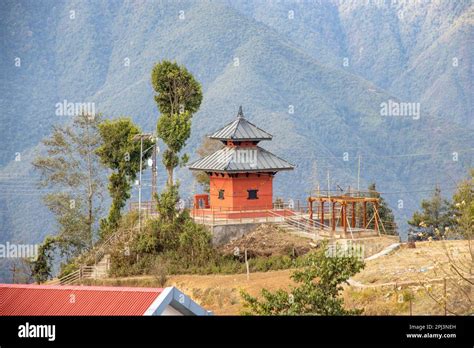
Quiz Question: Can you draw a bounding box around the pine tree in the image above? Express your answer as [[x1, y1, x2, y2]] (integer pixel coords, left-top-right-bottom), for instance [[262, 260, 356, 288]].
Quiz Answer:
[[408, 187, 454, 240]]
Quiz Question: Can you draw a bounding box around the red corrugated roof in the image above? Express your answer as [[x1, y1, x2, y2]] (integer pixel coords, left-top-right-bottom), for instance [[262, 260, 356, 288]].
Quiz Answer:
[[0, 284, 163, 316]]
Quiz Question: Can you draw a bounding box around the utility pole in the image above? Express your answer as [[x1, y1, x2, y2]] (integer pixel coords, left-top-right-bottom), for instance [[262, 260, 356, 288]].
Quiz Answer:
[[357, 154, 361, 195], [133, 133, 153, 232], [327, 169, 331, 198], [151, 142, 159, 201], [139, 136, 143, 232]]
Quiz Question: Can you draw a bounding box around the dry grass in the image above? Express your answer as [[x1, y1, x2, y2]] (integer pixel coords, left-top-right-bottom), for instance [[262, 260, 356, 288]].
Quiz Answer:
[[88, 239, 472, 315], [352, 240, 471, 285]]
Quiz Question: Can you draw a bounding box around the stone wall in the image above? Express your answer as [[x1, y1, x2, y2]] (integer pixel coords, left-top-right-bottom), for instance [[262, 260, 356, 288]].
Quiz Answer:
[[207, 223, 262, 246]]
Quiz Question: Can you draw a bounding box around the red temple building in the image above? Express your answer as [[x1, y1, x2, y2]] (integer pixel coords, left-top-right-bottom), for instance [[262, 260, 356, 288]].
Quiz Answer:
[[189, 107, 294, 216]]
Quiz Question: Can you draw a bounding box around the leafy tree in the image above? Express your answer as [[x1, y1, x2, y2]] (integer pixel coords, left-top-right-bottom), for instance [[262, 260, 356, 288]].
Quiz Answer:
[[96, 117, 152, 235], [151, 60, 203, 186], [31, 236, 57, 283], [33, 113, 104, 254], [364, 183, 398, 235], [152, 183, 192, 250], [178, 220, 213, 267], [408, 187, 454, 240], [241, 242, 365, 315], [192, 137, 223, 192], [151, 60, 203, 116]]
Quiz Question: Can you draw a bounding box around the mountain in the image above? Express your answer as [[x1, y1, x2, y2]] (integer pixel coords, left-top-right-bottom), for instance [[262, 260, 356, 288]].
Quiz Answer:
[[229, 0, 473, 126], [0, 0, 472, 282]]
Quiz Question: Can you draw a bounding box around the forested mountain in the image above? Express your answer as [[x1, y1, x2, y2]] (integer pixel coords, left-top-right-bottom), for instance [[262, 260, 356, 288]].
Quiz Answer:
[[0, 0, 472, 269]]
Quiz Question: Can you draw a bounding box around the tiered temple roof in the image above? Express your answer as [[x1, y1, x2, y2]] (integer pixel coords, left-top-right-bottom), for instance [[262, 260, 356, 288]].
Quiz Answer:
[[189, 107, 294, 173]]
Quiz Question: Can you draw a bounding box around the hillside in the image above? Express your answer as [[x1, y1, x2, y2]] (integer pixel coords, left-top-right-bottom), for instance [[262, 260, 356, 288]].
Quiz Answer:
[[87, 240, 473, 315], [0, 0, 472, 273]]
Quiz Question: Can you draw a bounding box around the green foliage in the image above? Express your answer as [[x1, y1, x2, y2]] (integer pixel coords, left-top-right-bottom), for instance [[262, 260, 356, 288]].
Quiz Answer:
[[155, 184, 182, 224], [151, 60, 202, 186], [156, 112, 192, 154], [408, 187, 455, 240], [151, 60, 203, 116], [108, 184, 306, 277], [451, 169, 474, 239], [32, 113, 104, 257], [31, 236, 57, 284], [96, 117, 152, 234], [241, 242, 365, 315], [178, 220, 213, 267], [58, 261, 79, 278]]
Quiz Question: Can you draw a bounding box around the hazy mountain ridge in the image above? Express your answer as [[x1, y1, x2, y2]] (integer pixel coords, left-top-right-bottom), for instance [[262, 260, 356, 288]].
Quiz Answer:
[[0, 0, 472, 275]]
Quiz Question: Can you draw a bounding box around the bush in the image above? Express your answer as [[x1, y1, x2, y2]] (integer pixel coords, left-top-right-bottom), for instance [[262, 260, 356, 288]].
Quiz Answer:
[[58, 261, 79, 278]]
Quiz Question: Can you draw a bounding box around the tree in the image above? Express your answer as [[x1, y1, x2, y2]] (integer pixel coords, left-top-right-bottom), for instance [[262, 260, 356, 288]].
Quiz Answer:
[[408, 187, 454, 240], [33, 113, 104, 255], [151, 60, 203, 186], [241, 242, 365, 315], [96, 117, 152, 235], [31, 236, 57, 283], [364, 183, 397, 235], [192, 137, 223, 192], [451, 169, 474, 239]]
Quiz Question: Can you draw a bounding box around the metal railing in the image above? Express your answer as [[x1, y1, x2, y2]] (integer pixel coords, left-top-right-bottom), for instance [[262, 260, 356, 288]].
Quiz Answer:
[[266, 209, 322, 238], [48, 266, 97, 286]]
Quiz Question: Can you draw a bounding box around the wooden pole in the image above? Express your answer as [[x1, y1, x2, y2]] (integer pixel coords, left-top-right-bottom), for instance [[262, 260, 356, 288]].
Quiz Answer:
[[151, 143, 157, 201], [363, 201, 367, 228], [343, 204, 347, 234], [351, 201, 356, 228], [374, 202, 379, 233], [320, 201, 325, 229], [245, 249, 250, 281], [332, 202, 336, 232]]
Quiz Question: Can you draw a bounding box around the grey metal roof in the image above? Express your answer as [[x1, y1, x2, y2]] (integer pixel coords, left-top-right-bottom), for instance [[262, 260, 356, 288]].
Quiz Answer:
[[209, 107, 273, 141], [188, 146, 294, 172]]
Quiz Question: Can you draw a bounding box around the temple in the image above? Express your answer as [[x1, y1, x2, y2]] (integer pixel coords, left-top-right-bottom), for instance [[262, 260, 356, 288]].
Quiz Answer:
[[189, 107, 294, 215]]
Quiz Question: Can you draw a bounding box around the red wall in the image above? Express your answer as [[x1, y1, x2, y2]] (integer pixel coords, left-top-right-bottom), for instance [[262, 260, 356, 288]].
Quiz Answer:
[[209, 173, 273, 210]]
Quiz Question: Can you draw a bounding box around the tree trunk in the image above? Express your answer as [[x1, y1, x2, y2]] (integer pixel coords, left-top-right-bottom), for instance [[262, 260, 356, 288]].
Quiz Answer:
[[85, 121, 94, 250], [167, 166, 174, 187]]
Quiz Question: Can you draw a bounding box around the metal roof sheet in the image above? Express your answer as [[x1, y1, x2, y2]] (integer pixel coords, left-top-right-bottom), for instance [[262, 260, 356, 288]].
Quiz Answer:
[[209, 107, 273, 141], [0, 284, 163, 316], [188, 146, 294, 172]]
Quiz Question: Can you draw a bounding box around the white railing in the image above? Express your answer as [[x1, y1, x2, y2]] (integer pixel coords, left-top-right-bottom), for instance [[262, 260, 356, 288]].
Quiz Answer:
[[266, 210, 323, 238]]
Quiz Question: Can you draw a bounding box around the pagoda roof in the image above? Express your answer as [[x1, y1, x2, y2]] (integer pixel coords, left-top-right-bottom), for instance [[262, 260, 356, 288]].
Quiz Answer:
[[188, 146, 294, 173], [209, 106, 273, 141]]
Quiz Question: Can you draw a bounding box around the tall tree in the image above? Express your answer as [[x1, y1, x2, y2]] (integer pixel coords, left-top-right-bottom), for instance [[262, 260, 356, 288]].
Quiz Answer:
[[96, 117, 152, 235], [151, 60, 203, 186], [31, 236, 57, 283], [33, 113, 104, 255], [408, 187, 454, 240]]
